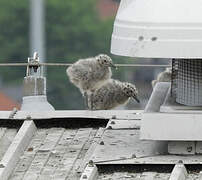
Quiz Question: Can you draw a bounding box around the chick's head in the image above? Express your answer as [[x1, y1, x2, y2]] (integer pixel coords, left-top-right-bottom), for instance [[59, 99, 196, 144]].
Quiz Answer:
[[122, 83, 140, 103], [96, 54, 116, 68]]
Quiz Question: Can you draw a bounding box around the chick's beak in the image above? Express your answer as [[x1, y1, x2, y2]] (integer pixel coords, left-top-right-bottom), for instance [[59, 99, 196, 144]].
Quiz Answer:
[[110, 62, 117, 69], [132, 95, 140, 103]]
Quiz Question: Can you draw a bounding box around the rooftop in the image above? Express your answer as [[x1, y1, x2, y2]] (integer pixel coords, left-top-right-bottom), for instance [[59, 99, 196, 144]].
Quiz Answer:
[[0, 110, 201, 180]]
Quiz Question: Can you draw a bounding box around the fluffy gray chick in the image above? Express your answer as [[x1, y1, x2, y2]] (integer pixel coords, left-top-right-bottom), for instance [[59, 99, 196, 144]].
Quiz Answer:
[[66, 54, 116, 94], [152, 67, 172, 88], [88, 79, 140, 110]]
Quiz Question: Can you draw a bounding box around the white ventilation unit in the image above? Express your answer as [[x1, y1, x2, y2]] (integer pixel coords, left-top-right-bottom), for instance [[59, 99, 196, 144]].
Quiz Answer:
[[111, 0, 202, 58], [111, 0, 202, 155]]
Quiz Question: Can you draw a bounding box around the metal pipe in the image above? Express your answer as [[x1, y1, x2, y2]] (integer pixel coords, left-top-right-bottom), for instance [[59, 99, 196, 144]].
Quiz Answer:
[[30, 0, 45, 73]]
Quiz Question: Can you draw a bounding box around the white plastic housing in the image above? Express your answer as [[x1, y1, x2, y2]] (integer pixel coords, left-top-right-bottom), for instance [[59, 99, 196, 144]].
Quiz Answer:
[[111, 0, 202, 58]]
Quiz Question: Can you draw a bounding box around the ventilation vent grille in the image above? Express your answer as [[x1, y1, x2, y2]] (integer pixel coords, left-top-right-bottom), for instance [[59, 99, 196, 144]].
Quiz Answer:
[[172, 59, 202, 106]]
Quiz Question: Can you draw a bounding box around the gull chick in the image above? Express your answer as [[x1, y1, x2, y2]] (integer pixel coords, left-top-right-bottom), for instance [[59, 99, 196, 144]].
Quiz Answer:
[[88, 79, 140, 110], [152, 67, 172, 88], [66, 54, 116, 94]]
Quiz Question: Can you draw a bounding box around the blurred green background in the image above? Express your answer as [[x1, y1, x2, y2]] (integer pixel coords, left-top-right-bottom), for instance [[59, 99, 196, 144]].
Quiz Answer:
[[0, 0, 164, 110], [0, 0, 126, 109]]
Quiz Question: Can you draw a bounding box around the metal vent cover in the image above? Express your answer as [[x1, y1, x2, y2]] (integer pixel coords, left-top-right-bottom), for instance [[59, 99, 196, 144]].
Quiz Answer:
[[172, 59, 202, 106]]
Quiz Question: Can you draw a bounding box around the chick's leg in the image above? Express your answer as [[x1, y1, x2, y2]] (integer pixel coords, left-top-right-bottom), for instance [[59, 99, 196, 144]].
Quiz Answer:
[[83, 92, 89, 110], [89, 92, 94, 110], [86, 91, 95, 111]]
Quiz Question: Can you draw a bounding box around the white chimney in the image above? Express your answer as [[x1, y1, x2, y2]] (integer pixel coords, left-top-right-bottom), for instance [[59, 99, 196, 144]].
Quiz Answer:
[[21, 52, 55, 111]]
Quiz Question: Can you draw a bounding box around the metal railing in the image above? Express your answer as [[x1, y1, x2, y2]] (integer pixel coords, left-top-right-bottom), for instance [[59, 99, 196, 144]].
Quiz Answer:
[[0, 62, 170, 68]]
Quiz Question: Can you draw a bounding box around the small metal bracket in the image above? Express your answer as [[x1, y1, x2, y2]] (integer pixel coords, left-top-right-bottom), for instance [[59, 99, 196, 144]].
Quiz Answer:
[[26, 52, 41, 77], [169, 162, 187, 180], [8, 108, 18, 119], [80, 163, 98, 180]]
